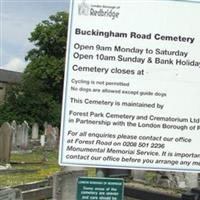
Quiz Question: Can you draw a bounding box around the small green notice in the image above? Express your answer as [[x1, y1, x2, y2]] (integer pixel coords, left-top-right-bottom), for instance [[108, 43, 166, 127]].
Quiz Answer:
[[77, 177, 124, 200]]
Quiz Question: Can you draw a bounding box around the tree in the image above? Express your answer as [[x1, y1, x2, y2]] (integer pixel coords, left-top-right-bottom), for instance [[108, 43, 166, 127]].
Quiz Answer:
[[0, 12, 68, 126], [24, 11, 68, 102]]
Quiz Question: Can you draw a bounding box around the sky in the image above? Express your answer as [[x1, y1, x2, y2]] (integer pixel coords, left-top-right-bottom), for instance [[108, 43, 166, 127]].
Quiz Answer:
[[1, 0, 200, 72], [0, 0, 69, 72]]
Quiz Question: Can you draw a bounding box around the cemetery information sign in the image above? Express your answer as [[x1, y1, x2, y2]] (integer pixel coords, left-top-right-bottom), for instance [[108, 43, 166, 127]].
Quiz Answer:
[[77, 177, 124, 200], [59, 0, 200, 172]]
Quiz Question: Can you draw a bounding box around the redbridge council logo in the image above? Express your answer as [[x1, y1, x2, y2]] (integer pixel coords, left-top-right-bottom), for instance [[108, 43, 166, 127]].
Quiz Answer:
[[78, 0, 120, 20]]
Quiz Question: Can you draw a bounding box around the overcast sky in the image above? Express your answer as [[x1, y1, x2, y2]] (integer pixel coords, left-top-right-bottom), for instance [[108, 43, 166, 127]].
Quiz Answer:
[[0, 0, 69, 72], [1, 0, 200, 72]]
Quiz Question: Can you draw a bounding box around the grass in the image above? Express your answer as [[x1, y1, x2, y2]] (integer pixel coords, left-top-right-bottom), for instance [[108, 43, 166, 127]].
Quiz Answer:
[[0, 148, 61, 188]]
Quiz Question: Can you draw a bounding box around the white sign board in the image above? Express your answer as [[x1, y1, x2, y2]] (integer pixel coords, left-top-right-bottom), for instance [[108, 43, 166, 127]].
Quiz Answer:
[[59, 0, 200, 172]]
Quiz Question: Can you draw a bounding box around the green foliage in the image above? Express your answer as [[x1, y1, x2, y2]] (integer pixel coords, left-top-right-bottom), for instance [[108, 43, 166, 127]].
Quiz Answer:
[[144, 171, 157, 185], [0, 12, 68, 126], [24, 11, 68, 102]]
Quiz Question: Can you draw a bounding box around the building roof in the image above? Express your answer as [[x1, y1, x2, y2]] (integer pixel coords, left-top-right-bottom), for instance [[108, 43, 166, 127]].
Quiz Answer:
[[0, 69, 22, 84]]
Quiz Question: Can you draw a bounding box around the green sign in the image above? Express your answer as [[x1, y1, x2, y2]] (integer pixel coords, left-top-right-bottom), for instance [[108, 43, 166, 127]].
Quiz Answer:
[[77, 177, 124, 200]]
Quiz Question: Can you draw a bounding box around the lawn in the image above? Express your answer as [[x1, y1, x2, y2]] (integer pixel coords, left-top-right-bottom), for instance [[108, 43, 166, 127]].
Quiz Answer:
[[0, 148, 61, 188]]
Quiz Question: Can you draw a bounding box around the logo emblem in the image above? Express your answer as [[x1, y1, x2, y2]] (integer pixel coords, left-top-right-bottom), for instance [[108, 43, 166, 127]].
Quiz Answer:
[[78, 0, 90, 16]]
